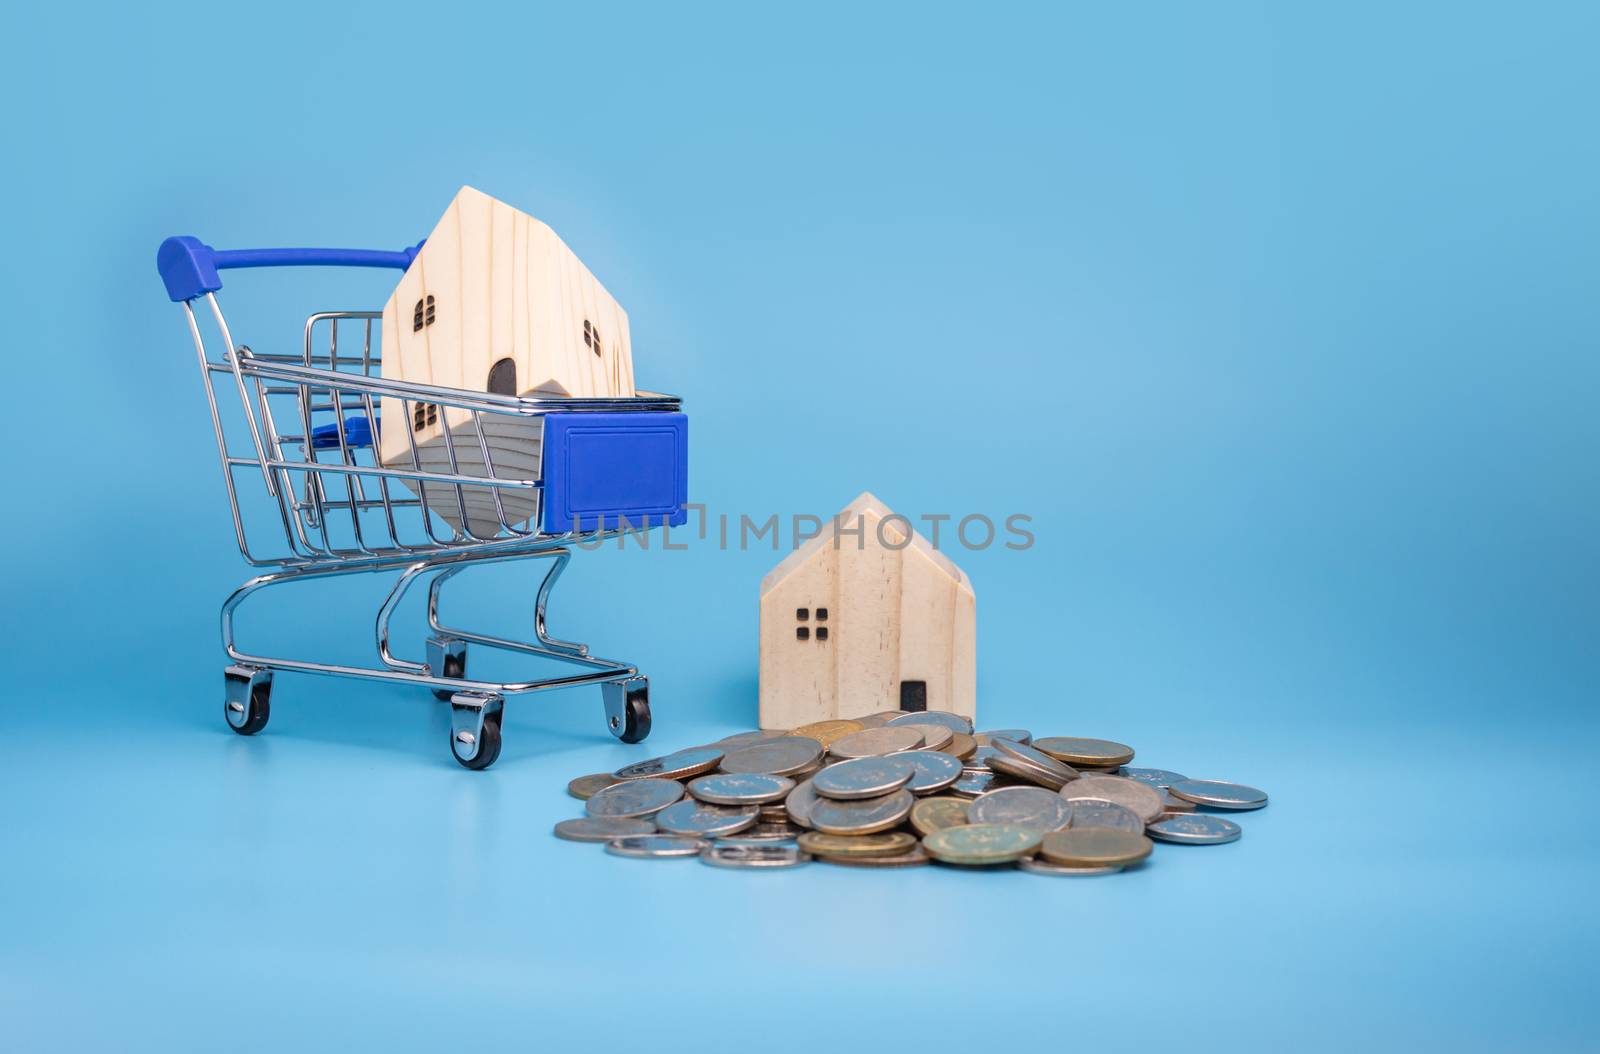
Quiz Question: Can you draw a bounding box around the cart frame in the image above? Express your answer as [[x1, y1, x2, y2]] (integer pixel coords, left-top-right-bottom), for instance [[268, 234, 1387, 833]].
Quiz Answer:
[[159, 236, 686, 768]]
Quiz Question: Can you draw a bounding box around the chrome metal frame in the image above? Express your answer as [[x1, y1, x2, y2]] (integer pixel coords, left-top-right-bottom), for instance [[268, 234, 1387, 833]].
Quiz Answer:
[[179, 292, 679, 764]]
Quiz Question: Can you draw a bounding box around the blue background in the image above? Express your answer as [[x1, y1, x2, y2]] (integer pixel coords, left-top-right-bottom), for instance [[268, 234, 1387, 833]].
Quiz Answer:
[[3, 1, 1597, 1049]]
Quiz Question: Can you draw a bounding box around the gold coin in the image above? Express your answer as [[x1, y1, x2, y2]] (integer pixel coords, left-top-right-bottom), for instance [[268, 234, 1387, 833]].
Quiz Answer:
[[910, 796, 972, 837], [792, 719, 866, 749], [818, 846, 931, 868], [797, 831, 917, 858], [1039, 828, 1153, 868], [567, 773, 623, 800], [1032, 737, 1135, 767], [922, 823, 1042, 865], [940, 733, 978, 760]]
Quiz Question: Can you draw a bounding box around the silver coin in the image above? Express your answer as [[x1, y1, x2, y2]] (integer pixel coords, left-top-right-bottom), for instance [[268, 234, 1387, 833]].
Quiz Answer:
[[830, 727, 925, 758], [719, 736, 824, 776], [1159, 788, 1197, 813], [991, 738, 1078, 784], [898, 750, 964, 794], [1064, 798, 1145, 834], [976, 728, 1032, 745], [604, 834, 708, 858], [950, 769, 997, 798], [713, 729, 788, 749], [1018, 857, 1121, 877], [809, 789, 916, 835], [1168, 779, 1269, 810], [713, 831, 799, 848], [892, 722, 954, 751], [812, 756, 916, 800], [1120, 767, 1187, 788], [585, 778, 684, 818], [553, 817, 656, 842], [688, 772, 795, 805], [729, 822, 806, 841], [700, 844, 810, 869], [988, 752, 1072, 791], [783, 779, 820, 829], [613, 745, 724, 781], [853, 710, 911, 729], [1147, 813, 1243, 844], [652, 798, 760, 837], [888, 710, 973, 735], [970, 786, 1074, 831], [1060, 775, 1164, 824]]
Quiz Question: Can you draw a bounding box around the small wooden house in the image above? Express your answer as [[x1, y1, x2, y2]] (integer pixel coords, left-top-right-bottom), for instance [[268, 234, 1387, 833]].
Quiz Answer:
[[759, 492, 976, 729], [377, 186, 635, 534]]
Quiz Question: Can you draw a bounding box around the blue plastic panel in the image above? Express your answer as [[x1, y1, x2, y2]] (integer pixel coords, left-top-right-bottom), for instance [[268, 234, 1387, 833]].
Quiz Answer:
[[540, 412, 688, 534], [157, 236, 424, 302]]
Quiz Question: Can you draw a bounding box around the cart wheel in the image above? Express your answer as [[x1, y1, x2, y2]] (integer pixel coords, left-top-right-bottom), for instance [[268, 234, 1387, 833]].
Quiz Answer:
[[428, 636, 468, 701], [618, 693, 651, 744], [452, 710, 502, 771], [603, 676, 652, 744], [224, 670, 271, 736]]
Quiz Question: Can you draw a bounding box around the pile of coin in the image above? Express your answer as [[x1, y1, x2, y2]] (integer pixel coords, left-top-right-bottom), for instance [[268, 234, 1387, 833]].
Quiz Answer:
[[555, 710, 1269, 874]]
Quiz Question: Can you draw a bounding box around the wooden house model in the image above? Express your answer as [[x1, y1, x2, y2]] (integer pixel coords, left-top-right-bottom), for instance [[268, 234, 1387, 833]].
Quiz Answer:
[[377, 186, 635, 534], [759, 492, 976, 729]]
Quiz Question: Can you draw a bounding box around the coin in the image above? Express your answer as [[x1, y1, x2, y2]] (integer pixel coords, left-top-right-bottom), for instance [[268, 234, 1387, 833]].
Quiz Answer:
[[713, 729, 788, 749], [853, 710, 911, 729], [888, 710, 974, 735], [1064, 799, 1145, 834], [969, 786, 1074, 831], [1158, 789, 1196, 813], [818, 846, 932, 868], [991, 738, 1078, 784], [1060, 775, 1164, 824], [1039, 828, 1153, 868], [922, 823, 1043, 865], [966, 746, 998, 769], [784, 779, 820, 829], [585, 778, 684, 818], [613, 745, 724, 781], [653, 798, 761, 837], [1032, 737, 1136, 767], [687, 772, 796, 805], [950, 769, 997, 798], [604, 834, 708, 858], [988, 751, 1073, 791], [911, 796, 972, 836], [730, 822, 806, 841], [1147, 814, 1243, 845], [941, 733, 978, 760], [553, 817, 656, 842], [758, 805, 790, 823], [700, 844, 809, 869], [812, 756, 916, 800], [976, 729, 1032, 745], [809, 789, 916, 835], [894, 722, 954, 751], [714, 831, 800, 848], [1018, 857, 1121, 877], [719, 736, 824, 776], [797, 831, 917, 858], [791, 719, 865, 748], [898, 750, 964, 794], [1120, 767, 1187, 788], [830, 727, 924, 758], [1168, 779, 1269, 810], [567, 772, 623, 800]]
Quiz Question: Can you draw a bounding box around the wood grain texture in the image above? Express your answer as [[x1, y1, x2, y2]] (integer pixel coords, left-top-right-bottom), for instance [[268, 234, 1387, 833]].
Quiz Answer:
[[377, 186, 635, 533], [759, 492, 976, 730]]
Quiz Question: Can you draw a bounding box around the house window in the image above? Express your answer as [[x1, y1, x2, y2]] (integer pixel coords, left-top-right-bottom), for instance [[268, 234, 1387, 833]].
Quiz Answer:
[[796, 626, 810, 641], [412, 402, 439, 432], [583, 319, 602, 356], [815, 608, 828, 621], [796, 608, 809, 621], [487, 358, 517, 396], [413, 296, 436, 332], [815, 627, 828, 642], [899, 681, 927, 712]]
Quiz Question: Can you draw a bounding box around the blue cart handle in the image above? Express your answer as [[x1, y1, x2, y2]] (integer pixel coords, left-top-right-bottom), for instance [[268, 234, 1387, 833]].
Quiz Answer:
[[158, 235, 424, 302]]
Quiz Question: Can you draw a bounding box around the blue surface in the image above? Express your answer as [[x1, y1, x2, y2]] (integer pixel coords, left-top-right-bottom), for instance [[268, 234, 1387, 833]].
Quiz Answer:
[[4, 2, 1599, 1050], [541, 411, 689, 533]]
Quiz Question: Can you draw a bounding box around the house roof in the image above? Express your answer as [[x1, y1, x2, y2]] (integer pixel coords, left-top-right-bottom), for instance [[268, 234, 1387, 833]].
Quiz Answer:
[[760, 491, 974, 596]]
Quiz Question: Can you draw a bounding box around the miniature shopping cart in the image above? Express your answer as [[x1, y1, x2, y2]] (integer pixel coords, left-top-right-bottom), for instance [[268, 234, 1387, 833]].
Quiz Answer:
[[158, 236, 687, 768]]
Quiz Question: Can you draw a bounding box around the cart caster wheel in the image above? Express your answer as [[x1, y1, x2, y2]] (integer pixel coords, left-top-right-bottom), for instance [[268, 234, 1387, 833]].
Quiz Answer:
[[452, 710, 502, 771], [224, 665, 272, 736], [603, 677, 652, 744], [428, 636, 468, 701]]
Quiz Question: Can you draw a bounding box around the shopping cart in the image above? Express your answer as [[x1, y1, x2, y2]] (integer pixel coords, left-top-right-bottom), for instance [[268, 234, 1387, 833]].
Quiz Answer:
[[157, 235, 688, 769]]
